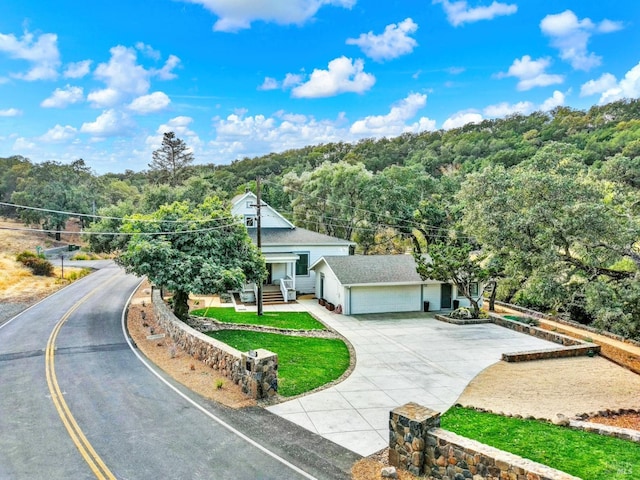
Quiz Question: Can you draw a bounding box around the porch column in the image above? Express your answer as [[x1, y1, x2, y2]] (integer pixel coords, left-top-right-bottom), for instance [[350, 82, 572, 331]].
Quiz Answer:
[[289, 261, 296, 289]]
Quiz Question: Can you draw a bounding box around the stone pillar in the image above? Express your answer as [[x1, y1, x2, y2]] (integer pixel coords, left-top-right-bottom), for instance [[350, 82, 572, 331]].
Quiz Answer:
[[241, 348, 278, 399], [389, 403, 441, 476]]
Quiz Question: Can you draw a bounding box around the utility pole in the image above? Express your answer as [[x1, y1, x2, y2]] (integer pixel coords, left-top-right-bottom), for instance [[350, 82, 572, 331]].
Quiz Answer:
[[256, 177, 263, 316]]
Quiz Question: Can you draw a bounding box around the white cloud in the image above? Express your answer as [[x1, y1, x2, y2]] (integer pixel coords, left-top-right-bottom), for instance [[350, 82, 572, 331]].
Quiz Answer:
[[80, 109, 134, 137], [182, 0, 356, 32], [154, 55, 181, 80], [259, 77, 279, 90], [483, 100, 534, 118], [580, 73, 617, 97], [283, 73, 304, 89], [0, 30, 60, 80], [598, 19, 624, 34], [12, 137, 36, 151], [350, 93, 435, 136], [210, 93, 440, 158], [539, 90, 566, 111], [135, 42, 161, 60], [64, 60, 92, 79], [291, 56, 375, 98], [146, 116, 202, 151], [128, 91, 171, 114], [498, 55, 564, 91], [346, 18, 418, 62], [87, 88, 121, 108], [0, 108, 22, 117], [41, 85, 84, 108], [40, 124, 78, 142], [442, 110, 483, 129], [540, 10, 623, 71], [88, 45, 179, 108], [481, 91, 566, 118], [434, 0, 517, 27], [211, 110, 344, 158], [590, 62, 640, 105]]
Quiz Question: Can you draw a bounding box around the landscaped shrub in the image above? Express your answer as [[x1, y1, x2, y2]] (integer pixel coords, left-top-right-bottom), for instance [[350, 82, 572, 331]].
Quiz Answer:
[[16, 250, 54, 276], [449, 307, 473, 319]]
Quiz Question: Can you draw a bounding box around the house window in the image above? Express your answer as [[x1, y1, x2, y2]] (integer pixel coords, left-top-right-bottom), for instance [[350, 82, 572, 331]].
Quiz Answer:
[[245, 216, 256, 227], [246, 201, 253, 209], [469, 282, 479, 297], [295, 252, 310, 276]]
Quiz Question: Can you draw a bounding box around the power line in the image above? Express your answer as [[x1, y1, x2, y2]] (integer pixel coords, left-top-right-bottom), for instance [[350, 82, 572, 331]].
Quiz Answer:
[[0, 222, 242, 237], [266, 179, 468, 237], [0, 201, 236, 224]]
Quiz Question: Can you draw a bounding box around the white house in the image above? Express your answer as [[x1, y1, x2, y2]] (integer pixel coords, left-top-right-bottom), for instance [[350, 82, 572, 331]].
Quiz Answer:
[[310, 255, 481, 315], [231, 192, 354, 302]]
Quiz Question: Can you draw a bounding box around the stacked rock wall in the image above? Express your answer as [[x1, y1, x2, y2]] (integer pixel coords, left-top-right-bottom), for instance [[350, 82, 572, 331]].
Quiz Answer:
[[151, 289, 278, 399], [389, 403, 581, 480]]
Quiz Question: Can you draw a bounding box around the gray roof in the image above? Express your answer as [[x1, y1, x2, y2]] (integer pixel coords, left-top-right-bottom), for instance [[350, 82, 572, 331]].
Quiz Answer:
[[248, 227, 354, 246], [318, 255, 424, 286]]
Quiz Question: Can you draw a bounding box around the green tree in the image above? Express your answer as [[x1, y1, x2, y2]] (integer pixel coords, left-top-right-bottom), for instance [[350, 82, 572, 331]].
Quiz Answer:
[[414, 234, 490, 317], [11, 159, 97, 239], [283, 161, 372, 241], [458, 142, 639, 324], [148, 132, 194, 187], [118, 197, 266, 320]]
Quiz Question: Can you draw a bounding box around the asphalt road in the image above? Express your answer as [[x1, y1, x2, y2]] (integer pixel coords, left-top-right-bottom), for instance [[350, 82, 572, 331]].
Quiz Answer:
[[0, 261, 359, 479]]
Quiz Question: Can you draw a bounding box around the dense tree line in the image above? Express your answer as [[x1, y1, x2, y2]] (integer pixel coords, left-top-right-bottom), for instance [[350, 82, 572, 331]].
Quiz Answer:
[[1, 99, 639, 339]]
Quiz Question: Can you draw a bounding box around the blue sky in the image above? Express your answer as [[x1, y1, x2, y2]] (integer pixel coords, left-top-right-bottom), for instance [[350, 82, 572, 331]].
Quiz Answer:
[[1, 1, 639, 174]]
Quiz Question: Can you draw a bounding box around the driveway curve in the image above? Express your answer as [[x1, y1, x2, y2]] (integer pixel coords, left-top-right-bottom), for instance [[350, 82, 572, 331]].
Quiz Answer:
[[268, 300, 559, 456]]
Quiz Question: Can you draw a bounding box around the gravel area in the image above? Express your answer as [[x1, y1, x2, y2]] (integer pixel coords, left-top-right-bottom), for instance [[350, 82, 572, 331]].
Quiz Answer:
[[456, 356, 640, 419], [0, 302, 30, 326]]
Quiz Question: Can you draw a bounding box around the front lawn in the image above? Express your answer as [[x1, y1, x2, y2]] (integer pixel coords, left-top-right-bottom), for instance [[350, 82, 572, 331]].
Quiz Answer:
[[191, 307, 326, 330], [441, 406, 640, 480], [207, 330, 350, 397]]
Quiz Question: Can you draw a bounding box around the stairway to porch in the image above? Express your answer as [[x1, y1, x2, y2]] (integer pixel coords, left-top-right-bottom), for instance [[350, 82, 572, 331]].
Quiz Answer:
[[262, 285, 286, 304]]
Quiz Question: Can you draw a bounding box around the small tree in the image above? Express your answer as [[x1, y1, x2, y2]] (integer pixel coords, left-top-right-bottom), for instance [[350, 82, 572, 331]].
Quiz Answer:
[[414, 235, 490, 318], [148, 132, 194, 187], [118, 197, 266, 320]]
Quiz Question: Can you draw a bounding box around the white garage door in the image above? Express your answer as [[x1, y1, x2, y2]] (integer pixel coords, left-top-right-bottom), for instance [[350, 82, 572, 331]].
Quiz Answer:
[[350, 285, 422, 314]]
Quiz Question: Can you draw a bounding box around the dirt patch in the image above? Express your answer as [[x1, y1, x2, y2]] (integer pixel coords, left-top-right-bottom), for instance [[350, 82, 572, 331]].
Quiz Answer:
[[588, 412, 640, 430], [0, 218, 85, 304], [351, 448, 421, 480], [456, 356, 640, 420], [126, 281, 256, 409], [537, 321, 640, 374]]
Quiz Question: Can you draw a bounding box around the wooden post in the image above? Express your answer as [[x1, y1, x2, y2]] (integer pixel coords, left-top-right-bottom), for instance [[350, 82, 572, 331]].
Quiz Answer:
[[256, 177, 263, 316]]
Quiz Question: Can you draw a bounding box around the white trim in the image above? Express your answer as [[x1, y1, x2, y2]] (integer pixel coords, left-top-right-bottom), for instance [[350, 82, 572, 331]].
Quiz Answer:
[[263, 253, 300, 263]]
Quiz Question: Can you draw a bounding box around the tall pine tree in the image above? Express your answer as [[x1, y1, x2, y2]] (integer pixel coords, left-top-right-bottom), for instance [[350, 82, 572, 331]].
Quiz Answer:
[[148, 132, 194, 186]]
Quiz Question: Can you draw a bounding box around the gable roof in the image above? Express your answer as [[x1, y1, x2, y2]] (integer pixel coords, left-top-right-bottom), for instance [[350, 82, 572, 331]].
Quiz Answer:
[[248, 227, 354, 246], [312, 255, 425, 286], [231, 191, 295, 229]]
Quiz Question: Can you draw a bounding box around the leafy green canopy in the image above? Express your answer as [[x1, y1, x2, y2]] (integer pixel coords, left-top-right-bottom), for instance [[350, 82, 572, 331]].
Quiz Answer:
[[458, 142, 639, 335], [118, 197, 266, 319]]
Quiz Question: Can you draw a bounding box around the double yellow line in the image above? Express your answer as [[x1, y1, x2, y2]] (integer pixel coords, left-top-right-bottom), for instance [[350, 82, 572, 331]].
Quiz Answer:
[[45, 285, 117, 480]]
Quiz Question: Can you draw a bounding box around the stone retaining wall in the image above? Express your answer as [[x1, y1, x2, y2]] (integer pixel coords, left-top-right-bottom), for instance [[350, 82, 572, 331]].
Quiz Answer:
[[569, 419, 640, 444], [151, 289, 278, 399], [493, 300, 640, 348], [389, 403, 581, 479], [433, 313, 600, 362]]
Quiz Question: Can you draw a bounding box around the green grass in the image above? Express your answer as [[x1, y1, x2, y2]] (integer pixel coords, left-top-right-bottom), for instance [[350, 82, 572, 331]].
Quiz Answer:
[[207, 330, 350, 397], [191, 307, 326, 330], [441, 406, 640, 480]]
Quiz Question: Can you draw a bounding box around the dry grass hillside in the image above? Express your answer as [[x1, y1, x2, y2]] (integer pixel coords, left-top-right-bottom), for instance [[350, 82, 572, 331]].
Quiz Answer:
[[0, 218, 82, 303]]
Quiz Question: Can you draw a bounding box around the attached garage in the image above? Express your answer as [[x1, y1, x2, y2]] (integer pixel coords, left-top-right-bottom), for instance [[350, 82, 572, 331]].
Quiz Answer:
[[349, 285, 422, 315], [310, 255, 453, 315]]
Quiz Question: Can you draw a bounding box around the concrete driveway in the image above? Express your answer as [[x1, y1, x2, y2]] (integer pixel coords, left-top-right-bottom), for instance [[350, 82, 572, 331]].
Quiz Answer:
[[267, 300, 558, 456]]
